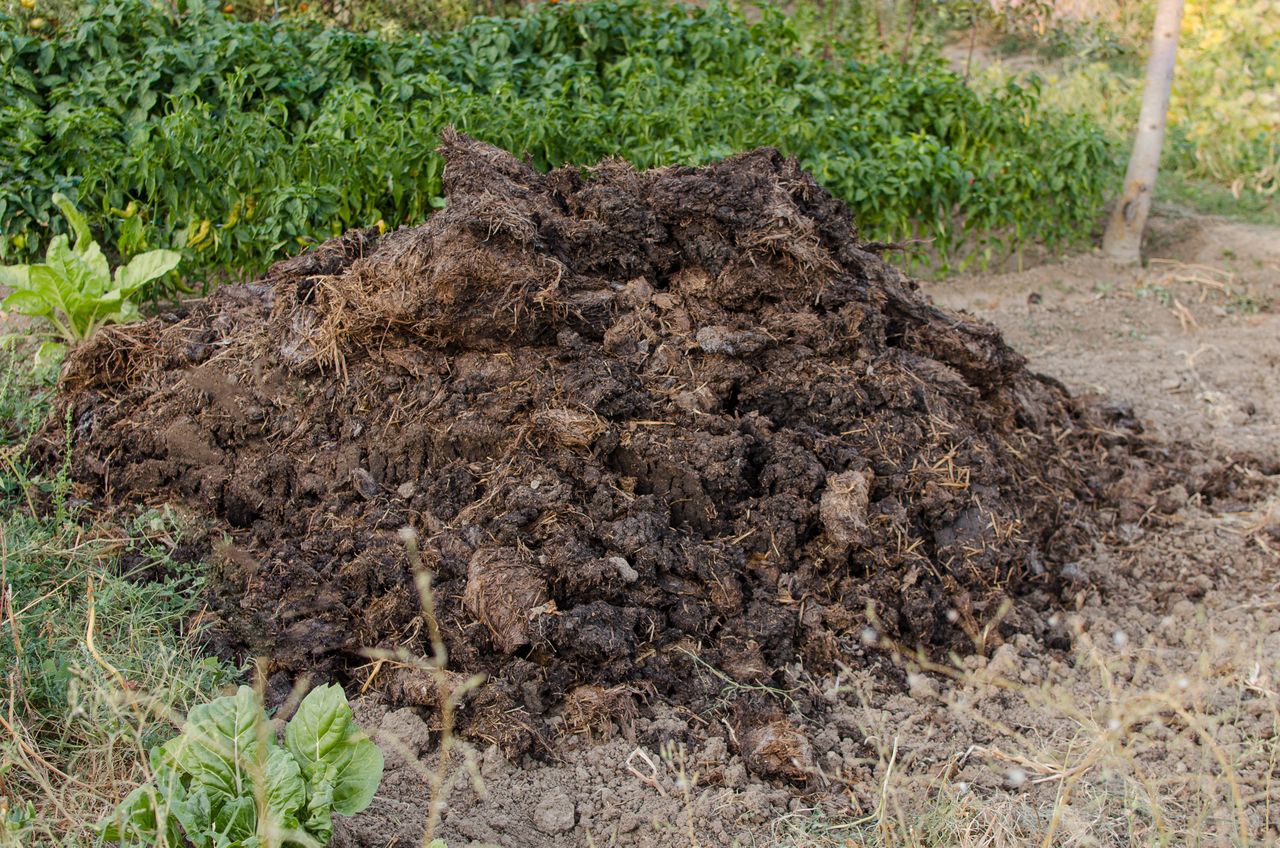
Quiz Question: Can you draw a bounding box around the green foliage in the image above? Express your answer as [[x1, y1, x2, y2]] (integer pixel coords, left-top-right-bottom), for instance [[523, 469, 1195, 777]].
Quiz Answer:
[[101, 683, 383, 847], [0, 0, 1113, 277], [972, 0, 1277, 209], [1167, 0, 1279, 194], [0, 193, 179, 346], [1157, 170, 1280, 227]]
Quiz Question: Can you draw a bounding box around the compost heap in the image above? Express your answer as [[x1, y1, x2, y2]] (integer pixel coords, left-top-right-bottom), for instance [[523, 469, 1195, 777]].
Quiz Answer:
[[48, 132, 1171, 760]]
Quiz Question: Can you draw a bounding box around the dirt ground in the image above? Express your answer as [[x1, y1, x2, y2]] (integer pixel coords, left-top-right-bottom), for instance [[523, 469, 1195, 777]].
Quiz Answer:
[[331, 213, 1279, 847]]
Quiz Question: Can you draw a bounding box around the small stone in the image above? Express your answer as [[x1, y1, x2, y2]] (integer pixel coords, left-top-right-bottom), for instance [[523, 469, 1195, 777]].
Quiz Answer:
[[722, 760, 747, 788], [907, 672, 939, 700], [532, 790, 576, 835], [396, 481, 417, 499], [1156, 484, 1188, 514], [480, 743, 511, 779], [736, 716, 814, 781], [695, 325, 767, 356], [986, 643, 1021, 678], [673, 386, 717, 414]]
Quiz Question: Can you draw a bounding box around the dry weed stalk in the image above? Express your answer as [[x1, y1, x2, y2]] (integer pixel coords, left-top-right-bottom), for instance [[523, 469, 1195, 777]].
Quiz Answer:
[[354, 526, 485, 848]]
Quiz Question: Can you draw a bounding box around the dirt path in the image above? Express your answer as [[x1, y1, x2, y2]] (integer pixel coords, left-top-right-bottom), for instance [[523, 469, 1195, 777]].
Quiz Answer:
[[331, 215, 1279, 847], [934, 217, 1280, 458]]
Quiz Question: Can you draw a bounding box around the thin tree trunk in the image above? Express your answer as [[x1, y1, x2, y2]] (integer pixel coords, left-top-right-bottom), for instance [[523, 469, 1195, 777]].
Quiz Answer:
[[964, 0, 978, 81], [1102, 0, 1185, 264], [899, 0, 919, 63]]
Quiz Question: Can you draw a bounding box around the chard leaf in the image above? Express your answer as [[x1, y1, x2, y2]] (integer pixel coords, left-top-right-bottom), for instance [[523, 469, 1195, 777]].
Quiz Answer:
[[77, 240, 112, 293], [45, 233, 108, 303], [284, 684, 352, 779], [26, 263, 78, 337], [52, 191, 93, 253], [33, 340, 66, 365], [301, 777, 336, 845], [286, 683, 384, 820], [114, 248, 181, 294], [330, 735, 383, 815], [0, 264, 30, 289], [2, 289, 52, 318], [173, 685, 267, 803], [173, 786, 215, 848], [98, 784, 161, 843], [261, 744, 307, 841], [211, 794, 256, 842]]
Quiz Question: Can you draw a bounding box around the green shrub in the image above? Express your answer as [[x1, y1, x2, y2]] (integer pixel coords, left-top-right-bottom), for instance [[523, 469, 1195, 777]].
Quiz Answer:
[[0, 0, 1114, 279], [1167, 0, 1279, 193]]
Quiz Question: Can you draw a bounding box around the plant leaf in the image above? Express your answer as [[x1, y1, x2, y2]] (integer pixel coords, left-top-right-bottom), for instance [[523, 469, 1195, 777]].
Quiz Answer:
[[38, 236, 102, 337], [284, 684, 354, 781], [2, 289, 52, 318], [210, 794, 256, 842], [172, 786, 215, 848], [285, 683, 385, 819], [262, 744, 306, 837], [98, 784, 161, 843], [44, 234, 107, 296], [0, 264, 30, 289], [52, 191, 93, 253], [76, 240, 113, 294], [114, 248, 181, 294], [34, 340, 67, 365], [173, 685, 267, 803], [301, 777, 336, 845], [330, 735, 383, 815]]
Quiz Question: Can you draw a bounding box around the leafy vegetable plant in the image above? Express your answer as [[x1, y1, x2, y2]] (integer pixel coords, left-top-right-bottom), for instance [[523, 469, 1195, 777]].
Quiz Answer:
[[101, 683, 384, 848], [0, 0, 1114, 278], [0, 193, 179, 348]]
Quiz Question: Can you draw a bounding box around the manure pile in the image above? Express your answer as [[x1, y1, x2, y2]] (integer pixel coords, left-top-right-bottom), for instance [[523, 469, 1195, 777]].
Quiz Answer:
[[49, 133, 1166, 759]]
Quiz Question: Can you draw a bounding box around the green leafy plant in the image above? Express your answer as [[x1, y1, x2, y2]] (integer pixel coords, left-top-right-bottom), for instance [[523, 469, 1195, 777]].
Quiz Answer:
[[101, 683, 384, 848], [0, 193, 179, 348], [0, 0, 1114, 278]]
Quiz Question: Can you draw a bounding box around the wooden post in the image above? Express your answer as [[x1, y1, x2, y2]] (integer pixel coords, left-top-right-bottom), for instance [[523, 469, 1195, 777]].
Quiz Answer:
[[1102, 0, 1185, 264]]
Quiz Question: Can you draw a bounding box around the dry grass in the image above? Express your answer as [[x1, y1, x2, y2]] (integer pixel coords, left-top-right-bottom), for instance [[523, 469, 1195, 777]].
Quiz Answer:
[[0, 510, 239, 844]]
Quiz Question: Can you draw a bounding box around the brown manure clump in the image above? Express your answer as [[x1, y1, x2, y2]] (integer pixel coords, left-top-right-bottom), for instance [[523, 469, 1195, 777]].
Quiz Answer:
[[42, 132, 1194, 760]]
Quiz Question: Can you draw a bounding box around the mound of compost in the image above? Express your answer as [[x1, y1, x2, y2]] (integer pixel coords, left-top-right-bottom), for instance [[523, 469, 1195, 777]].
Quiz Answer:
[[47, 132, 1170, 757]]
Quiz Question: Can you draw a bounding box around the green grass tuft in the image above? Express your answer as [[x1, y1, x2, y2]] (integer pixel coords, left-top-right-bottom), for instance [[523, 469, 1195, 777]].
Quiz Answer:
[[0, 341, 239, 845]]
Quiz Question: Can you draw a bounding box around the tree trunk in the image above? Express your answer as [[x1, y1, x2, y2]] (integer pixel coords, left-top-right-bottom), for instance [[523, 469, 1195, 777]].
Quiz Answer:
[[1102, 0, 1185, 264]]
